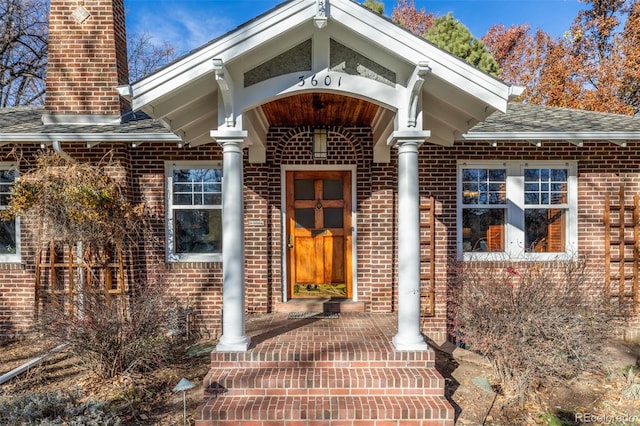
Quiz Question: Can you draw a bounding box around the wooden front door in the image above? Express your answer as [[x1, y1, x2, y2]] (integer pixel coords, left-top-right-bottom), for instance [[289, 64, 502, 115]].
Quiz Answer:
[[286, 170, 352, 299]]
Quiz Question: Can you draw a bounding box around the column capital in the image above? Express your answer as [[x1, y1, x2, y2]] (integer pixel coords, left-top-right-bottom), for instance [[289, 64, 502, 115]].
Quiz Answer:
[[211, 129, 248, 149], [387, 130, 430, 149]]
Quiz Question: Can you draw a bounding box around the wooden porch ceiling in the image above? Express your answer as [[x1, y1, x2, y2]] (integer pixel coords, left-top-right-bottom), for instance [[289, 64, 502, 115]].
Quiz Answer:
[[260, 93, 381, 128]]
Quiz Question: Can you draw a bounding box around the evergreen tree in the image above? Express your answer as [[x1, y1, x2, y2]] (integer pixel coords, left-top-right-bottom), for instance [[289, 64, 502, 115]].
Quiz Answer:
[[425, 13, 501, 77], [361, 0, 384, 14]]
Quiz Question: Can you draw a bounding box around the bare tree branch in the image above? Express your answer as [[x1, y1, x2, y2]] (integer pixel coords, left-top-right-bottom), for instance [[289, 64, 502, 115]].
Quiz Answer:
[[0, 0, 47, 107], [0, 0, 177, 107]]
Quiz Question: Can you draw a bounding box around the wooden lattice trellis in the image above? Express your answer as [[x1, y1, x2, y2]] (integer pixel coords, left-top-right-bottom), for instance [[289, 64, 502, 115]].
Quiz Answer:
[[34, 241, 126, 317], [420, 196, 436, 317], [604, 186, 639, 314]]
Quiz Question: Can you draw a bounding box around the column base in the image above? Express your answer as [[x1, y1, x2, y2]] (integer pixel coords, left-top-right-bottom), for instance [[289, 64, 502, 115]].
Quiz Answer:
[[392, 334, 429, 351], [216, 335, 251, 352]]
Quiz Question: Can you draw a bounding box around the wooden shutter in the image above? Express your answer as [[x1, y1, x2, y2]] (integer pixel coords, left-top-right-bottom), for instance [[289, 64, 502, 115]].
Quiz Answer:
[[487, 224, 504, 251], [546, 209, 565, 252]]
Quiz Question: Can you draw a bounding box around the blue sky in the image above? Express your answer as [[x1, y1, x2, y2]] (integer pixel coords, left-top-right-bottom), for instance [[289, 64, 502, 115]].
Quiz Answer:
[[125, 0, 585, 57]]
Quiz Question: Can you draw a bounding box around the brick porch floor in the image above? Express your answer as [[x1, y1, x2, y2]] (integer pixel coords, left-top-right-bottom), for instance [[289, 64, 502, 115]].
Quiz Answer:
[[196, 313, 454, 425]]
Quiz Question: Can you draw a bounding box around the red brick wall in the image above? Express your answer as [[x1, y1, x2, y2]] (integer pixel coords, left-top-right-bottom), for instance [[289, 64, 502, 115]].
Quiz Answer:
[[0, 143, 226, 339], [2, 138, 640, 341], [125, 143, 225, 338], [258, 126, 399, 312], [0, 263, 35, 339], [418, 140, 640, 342], [1, 145, 44, 338], [45, 0, 129, 116]]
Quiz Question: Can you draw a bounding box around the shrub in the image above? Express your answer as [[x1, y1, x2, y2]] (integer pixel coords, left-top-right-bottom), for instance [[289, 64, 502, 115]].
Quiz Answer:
[[0, 390, 120, 425], [451, 256, 616, 402], [38, 282, 174, 379], [3, 151, 181, 379], [2, 151, 144, 250]]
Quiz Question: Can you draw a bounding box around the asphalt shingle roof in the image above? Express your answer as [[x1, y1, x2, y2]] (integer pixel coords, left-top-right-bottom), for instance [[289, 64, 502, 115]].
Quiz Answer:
[[0, 106, 172, 135], [1, 103, 639, 141], [468, 102, 640, 134]]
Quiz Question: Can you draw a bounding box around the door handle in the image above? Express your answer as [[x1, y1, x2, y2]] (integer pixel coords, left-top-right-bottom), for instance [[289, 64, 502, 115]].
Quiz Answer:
[[287, 234, 293, 249]]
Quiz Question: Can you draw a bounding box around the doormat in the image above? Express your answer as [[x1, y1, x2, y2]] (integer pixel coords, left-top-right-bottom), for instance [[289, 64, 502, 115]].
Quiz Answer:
[[287, 312, 340, 320]]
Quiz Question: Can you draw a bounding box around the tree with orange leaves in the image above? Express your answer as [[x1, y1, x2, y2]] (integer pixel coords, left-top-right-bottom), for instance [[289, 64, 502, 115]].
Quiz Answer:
[[391, 0, 434, 37], [620, 1, 640, 114], [483, 24, 583, 107], [484, 0, 638, 115]]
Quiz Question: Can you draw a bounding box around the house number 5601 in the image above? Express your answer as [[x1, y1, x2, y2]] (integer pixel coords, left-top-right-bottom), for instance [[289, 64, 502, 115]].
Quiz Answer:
[[298, 73, 342, 88]]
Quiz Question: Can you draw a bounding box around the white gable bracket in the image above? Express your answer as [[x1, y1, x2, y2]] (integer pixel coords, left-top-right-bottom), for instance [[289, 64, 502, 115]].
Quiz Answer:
[[508, 85, 526, 100], [315, 0, 328, 29], [407, 62, 431, 128], [610, 139, 628, 147], [213, 59, 235, 127]]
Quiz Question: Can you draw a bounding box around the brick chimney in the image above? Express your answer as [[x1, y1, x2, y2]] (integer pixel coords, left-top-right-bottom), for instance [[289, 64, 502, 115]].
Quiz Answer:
[[43, 0, 130, 125]]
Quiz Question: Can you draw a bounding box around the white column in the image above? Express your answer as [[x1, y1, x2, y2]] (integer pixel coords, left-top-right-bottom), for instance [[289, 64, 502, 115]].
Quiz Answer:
[[215, 137, 250, 352], [393, 139, 429, 351]]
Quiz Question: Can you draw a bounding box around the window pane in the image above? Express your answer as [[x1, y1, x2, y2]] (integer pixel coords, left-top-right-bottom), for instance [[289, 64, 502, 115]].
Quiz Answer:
[[0, 170, 15, 206], [540, 169, 550, 181], [465, 168, 486, 181], [462, 182, 479, 204], [174, 193, 192, 205], [174, 209, 222, 254], [526, 193, 540, 204], [294, 180, 315, 200], [462, 208, 505, 252], [525, 182, 539, 192], [173, 168, 222, 206], [551, 182, 567, 204], [462, 168, 506, 205], [323, 179, 343, 200], [0, 218, 16, 254], [525, 169, 539, 181], [525, 208, 566, 252], [541, 193, 549, 204], [551, 169, 567, 181], [0, 169, 16, 256], [525, 168, 568, 206], [489, 169, 506, 181], [204, 183, 221, 193], [488, 187, 505, 205], [295, 208, 315, 229], [324, 208, 343, 228], [204, 193, 222, 205]]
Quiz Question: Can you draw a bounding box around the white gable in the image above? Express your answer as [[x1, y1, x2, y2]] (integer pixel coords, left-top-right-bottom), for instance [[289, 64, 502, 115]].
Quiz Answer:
[[120, 0, 519, 162]]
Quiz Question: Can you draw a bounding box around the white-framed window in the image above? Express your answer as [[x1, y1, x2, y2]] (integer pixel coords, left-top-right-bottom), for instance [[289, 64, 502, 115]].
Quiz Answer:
[[0, 163, 20, 263], [457, 161, 577, 261], [165, 161, 223, 262]]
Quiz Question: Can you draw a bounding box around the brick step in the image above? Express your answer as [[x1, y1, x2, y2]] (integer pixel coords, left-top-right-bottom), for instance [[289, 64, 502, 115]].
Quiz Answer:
[[196, 395, 454, 425], [212, 341, 435, 369], [204, 366, 445, 396]]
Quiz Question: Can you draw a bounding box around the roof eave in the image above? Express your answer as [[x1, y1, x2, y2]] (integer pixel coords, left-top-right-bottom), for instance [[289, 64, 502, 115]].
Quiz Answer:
[[459, 131, 640, 142], [0, 133, 181, 143]]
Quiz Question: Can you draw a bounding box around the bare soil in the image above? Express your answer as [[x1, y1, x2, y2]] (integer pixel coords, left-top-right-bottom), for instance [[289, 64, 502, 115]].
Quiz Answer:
[[0, 334, 211, 425], [435, 340, 640, 425], [1, 334, 639, 425]]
